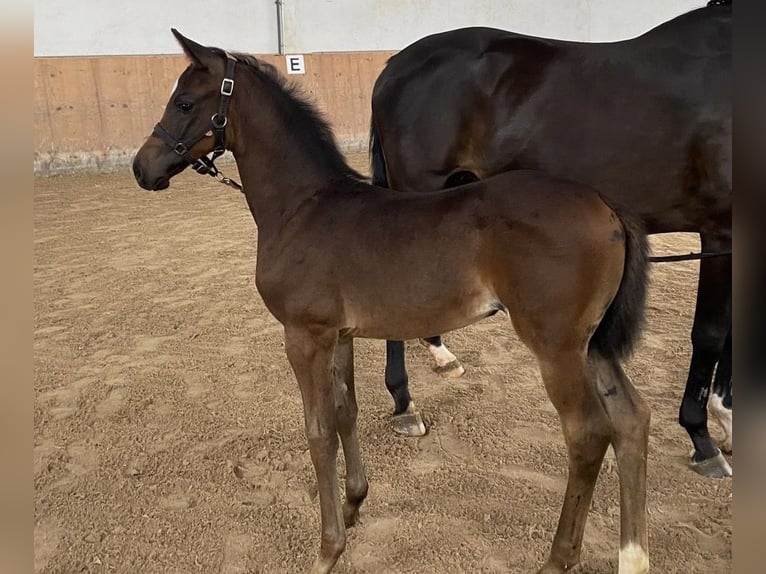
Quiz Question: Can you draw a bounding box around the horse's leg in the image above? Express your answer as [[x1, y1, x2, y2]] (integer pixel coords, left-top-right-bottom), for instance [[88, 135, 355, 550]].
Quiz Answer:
[[332, 336, 369, 527], [679, 236, 732, 477], [412, 171, 480, 381], [284, 326, 345, 574], [535, 350, 612, 574], [385, 340, 426, 436], [419, 336, 466, 378], [709, 327, 732, 454], [591, 354, 651, 574]]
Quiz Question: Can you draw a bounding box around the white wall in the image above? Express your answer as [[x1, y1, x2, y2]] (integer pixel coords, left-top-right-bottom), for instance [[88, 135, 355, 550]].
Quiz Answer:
[[588, 0, 703, 41], [282, 0, 594, 53], [34, 0, 707, 57], [33, 0, 278, 56]]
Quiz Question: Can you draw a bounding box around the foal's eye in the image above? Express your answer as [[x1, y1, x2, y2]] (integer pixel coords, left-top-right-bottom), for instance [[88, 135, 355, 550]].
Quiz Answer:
[[177, 102, 193, 113]]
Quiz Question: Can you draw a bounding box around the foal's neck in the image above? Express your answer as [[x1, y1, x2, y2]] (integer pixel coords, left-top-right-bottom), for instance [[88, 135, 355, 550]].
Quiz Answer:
[[229, 70, 356, 233]]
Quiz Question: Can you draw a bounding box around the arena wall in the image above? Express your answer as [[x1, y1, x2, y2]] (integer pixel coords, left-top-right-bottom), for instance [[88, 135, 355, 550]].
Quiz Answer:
[[33, 0, 704, 175], [33, 51, 394, 175]]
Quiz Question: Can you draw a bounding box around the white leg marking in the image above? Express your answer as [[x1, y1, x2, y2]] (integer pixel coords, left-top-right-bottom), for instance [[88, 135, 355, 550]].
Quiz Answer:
[[618, 542, 650, 574], [709, 393, 732, 452], [428, 344, 458, 368]]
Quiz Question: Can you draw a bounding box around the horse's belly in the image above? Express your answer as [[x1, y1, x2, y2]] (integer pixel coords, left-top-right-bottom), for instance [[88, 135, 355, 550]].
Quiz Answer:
[[344, 291, 505, 341]]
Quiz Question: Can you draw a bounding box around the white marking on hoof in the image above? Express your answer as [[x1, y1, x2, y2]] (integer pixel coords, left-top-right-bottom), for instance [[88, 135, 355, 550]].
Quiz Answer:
[[709, 393, 732, 453], [618, 542, 649, 574]]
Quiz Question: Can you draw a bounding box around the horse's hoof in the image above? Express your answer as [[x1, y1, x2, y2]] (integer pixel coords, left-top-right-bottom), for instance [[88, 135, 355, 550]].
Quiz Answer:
[[392, 404, 427, 437], [689, 449, 732, 478], [432, 360, 466, 379]]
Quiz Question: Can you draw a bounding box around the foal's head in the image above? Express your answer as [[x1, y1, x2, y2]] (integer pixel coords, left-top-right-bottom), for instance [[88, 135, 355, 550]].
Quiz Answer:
[[133, 30, 237, 191]]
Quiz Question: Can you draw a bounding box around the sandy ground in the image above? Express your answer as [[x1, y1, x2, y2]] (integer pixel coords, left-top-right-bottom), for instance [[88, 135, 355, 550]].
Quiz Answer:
[[34, 154, 731, 573]]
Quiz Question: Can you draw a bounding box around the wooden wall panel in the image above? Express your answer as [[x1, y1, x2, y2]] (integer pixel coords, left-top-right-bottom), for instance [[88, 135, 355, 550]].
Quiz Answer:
[[33, 51, 394, 175]]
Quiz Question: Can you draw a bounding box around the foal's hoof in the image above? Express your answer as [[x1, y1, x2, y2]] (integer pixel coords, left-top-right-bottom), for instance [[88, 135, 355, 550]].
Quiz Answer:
[[432, 360, 466, 379], [689, 449, 732, 478], [392, 404, 427, 437]]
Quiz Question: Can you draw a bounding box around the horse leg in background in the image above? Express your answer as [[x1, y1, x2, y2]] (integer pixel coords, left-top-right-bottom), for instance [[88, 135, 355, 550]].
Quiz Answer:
[[419, 336, 466, 378], [590, 353, 651, 574], [332, 336, 369, 526], [385, 340, 426, 436], [535, 349, 612, 574], [414, 172, 482, 380], [709, 327, 732, 454], [284, 326, 346, 574], [679, 235, 732, 477]]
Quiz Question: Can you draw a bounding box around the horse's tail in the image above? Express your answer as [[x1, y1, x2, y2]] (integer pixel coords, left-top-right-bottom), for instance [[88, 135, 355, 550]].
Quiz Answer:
[[369, 117, 389, 188], [589, 205, 650, 361]]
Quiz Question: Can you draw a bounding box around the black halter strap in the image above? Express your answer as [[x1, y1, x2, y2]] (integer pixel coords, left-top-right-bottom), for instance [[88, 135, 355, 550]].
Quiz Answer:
[[152, 53, 242, 192]]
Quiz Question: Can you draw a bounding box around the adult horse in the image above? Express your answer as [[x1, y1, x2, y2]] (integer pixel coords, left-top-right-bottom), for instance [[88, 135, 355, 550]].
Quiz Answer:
[[133, 30, 651, 574], [370, 0, 732, 477]]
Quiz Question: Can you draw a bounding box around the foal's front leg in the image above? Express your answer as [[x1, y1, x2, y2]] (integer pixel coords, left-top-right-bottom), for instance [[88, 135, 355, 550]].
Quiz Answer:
[[285, 326, 345, 574]]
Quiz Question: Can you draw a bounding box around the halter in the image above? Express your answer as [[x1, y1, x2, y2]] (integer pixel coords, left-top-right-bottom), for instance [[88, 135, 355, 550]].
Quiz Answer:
[[152, 53, 243, 192]]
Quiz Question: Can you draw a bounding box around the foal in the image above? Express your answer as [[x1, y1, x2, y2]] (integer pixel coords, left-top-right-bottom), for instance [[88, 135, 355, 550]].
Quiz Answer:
[[133, 31, 651, 574]]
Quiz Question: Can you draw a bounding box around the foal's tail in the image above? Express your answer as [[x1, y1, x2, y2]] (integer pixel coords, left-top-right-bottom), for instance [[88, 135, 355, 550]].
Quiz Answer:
[[369, 118, 389, 188], [589, 206, 650, 361]]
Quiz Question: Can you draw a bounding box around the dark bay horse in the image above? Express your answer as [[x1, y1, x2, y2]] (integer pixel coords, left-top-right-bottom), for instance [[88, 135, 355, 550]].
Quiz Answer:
[[133, 31, 651, 574], [370, 0, 732, 477]]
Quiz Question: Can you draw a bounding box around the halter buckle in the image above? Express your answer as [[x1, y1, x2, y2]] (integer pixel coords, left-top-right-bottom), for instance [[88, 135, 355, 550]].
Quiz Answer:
[[221, 78, 234, 96], [173, 142, 188, 156]]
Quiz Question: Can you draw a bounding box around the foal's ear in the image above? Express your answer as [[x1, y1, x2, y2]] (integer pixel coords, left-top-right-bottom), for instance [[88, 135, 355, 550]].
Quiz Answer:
[[171, 28, 215, 69]]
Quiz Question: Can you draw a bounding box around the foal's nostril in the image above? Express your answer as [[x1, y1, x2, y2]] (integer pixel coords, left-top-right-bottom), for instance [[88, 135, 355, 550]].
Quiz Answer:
[[133, 164, 143, 183]]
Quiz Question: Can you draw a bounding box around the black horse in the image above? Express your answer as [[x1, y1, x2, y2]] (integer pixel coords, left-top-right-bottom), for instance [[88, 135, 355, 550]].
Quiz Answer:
[[370, 1, 732, 477]]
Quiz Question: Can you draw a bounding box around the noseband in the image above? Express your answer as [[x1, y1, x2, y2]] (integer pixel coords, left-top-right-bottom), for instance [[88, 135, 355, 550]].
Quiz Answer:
[[152, 53, 242, 192]]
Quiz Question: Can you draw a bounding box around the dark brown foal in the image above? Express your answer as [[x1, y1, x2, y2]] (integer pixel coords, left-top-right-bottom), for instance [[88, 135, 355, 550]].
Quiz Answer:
[[132, 31, 651, 574]]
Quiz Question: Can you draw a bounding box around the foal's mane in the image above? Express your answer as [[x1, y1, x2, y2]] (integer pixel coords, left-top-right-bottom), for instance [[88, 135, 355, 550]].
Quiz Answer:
[[211, 48, 364, 180]]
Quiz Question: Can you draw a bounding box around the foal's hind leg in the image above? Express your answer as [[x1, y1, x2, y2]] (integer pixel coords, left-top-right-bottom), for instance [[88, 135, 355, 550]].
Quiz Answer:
[[333, 337, 369, 526], [535, 350, 612, 574], [591, 353, 650, 574], [284, 326, 345, 574]]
